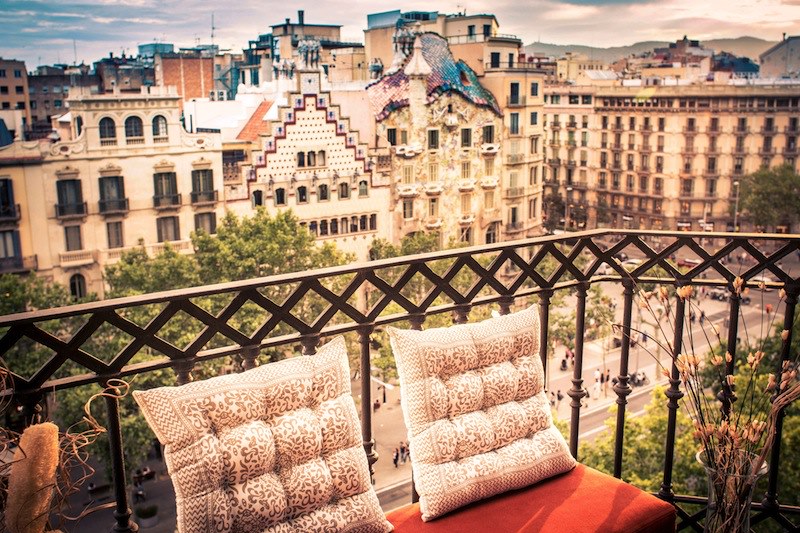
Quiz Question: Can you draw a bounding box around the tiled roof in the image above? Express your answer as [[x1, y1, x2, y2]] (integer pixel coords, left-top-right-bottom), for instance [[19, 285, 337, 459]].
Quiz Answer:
[[366, 32, 502, 120], [236, 100, 274, 141]]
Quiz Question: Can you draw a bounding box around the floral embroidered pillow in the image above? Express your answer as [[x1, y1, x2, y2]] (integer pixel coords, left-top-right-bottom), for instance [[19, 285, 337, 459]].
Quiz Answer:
[[134, 336, 392, 533], [388, 306, 576, 521]]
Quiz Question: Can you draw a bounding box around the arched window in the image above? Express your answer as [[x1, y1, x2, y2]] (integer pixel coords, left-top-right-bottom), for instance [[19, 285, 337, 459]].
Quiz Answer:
[[350, 216, 358, 232], [358, 180, 368, 197], [320, 220, 328, 235], [99, 117, 116, 141], [330, 218, 338, 234], [252, 190, 263, 206], [338, 182, 350, 199], [340, 217, 348, 233], [317, 151, 326, 166], [75, 116, 84, 137], [297, 152, 306, 167], [275, 188, 286, 205], [152, 115, 168, 139], [297, 186, 308, 203], [69, 274, 86, 300], [307, 152, 316, 166], [318, 184, 329, 201], [124, 116, 144, 142]]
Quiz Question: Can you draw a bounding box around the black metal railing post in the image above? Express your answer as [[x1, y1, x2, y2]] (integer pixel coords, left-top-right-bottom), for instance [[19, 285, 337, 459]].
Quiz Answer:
[[613, 278, 635, 478], [357, 325, 378, 481], [174, 359, 194, 385], [762, 287, 798, 511], [568, 283, 588, 459], [538, 291, 552, 391], [300, 334, 320, 356], [719, 288, 741, 418], [105, 385, 138, 533], [658, 283, 687, 501], [240, 344, 259, 371]]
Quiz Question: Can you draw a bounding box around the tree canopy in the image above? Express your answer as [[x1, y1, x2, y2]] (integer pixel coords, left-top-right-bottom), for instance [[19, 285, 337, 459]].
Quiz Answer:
[[738, 164, 800, 230]]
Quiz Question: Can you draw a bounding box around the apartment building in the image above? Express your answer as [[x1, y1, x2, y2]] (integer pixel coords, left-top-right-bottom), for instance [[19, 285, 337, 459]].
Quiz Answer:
[[0, 58, 32, 136], [365, 10, 547, 238], [242, 69, 390, 261], [0, 85, 224, 297], [544, 83, 800, 232]]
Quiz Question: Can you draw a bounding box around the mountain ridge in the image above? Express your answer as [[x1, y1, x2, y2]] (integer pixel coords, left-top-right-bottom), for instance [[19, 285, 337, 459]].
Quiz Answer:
[[524, 36, 777, 64]]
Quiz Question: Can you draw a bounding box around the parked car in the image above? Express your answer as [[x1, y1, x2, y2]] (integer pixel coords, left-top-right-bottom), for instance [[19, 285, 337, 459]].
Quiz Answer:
[[707, 287, 751, 304], [621, 259, 643, 271], [749, 274, 777, 291], [677, 258, 702, 268]]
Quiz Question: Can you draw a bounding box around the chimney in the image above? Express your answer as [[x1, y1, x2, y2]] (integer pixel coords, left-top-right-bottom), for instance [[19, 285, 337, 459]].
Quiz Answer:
[[298, 10, 304, 25]]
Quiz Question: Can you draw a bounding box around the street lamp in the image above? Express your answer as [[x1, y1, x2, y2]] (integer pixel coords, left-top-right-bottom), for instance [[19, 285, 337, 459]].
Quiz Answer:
[[733, 180, 740, 231], [564, 186, 573, 231]]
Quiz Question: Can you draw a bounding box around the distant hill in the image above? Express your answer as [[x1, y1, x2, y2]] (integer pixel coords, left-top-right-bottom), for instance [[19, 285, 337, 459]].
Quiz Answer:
[[524, 37, 777, 64]]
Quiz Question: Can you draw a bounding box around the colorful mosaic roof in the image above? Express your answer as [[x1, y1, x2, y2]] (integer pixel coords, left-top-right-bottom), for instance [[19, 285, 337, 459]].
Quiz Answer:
[[366, 32, 502, 121]]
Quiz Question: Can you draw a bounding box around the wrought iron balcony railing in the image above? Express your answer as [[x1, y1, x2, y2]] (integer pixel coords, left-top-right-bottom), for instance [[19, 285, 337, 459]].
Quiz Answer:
[[0, 230, 798, 532]]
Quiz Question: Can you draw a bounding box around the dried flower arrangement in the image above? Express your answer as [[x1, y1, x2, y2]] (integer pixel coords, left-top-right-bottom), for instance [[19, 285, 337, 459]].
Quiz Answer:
[[621, 277, 799, 533], [0, 364, 129, 533]]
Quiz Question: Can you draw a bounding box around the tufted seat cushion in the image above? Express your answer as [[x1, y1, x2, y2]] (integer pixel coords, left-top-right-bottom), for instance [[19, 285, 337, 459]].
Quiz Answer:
[[133, 336, 392, 533], [385, 463, 677, 533], [387, 306, 576, 521]]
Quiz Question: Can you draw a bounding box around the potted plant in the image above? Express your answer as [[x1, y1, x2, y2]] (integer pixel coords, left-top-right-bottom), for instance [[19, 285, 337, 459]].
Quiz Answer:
[[134, 504, 159, 528], [625, 278, 799, 533]]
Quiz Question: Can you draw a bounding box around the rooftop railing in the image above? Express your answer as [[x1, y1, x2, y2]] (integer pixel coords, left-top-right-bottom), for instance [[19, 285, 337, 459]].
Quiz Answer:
[[0, 229, 799, 532]]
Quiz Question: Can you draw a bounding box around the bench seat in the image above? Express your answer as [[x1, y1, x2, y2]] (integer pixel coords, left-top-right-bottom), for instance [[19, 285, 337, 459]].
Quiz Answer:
[[385, 464, 676, 533]]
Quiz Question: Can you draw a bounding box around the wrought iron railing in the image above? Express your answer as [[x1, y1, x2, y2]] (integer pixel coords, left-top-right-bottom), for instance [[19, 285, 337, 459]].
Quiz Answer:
[[0, 229, 799, 531]]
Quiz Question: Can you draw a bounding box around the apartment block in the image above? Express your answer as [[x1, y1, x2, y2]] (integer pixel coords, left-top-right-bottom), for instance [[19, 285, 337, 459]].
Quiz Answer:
[[544, 83, 800, 232], [0, 58, 32, 134], [0, 86, 224, 297]]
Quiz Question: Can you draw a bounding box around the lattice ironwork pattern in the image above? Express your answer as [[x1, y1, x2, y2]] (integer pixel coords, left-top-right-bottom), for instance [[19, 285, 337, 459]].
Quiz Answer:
[[1, 229, 799, 532]]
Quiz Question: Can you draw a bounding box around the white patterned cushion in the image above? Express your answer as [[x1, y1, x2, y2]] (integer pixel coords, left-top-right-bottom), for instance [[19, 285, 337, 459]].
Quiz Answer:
[[388, 306, 576, 521], [133, 336, 392, 533]]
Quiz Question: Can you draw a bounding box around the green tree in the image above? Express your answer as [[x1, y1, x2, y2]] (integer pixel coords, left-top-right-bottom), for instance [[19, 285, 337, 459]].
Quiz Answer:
[[0, 273, 73, 315], [105, 244, 201, 297], [738, 164, 800, 231]]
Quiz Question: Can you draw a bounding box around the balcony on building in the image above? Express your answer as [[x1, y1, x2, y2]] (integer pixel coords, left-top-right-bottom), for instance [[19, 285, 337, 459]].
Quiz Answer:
[[99, 198, 130, 215], [566, 120, 577, 130], [191, 190, 219, 205], [59, 249, 96, 268], [507, 95, 526, 107], [504, 186, 526, 199], [457, 179, 476, 192], [507, 153, 526, 165], [480, 176, 498, 189], [0, 254, 36, 274], [397, 184, 419, 197], [550, 121, 561, 131], [153, 193, 182, 209], [423, 182, 444, 196], [611, 143, 622, 152], [2, 231, 798, 533], [0, 203, 21, 224], [223, 162, 243, 183], [55, 201, 87, 218]]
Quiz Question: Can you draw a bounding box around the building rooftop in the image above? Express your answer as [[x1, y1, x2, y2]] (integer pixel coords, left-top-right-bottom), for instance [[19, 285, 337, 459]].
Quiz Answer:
[[236, 100, 276, 141], [366, 32, 501, 120]]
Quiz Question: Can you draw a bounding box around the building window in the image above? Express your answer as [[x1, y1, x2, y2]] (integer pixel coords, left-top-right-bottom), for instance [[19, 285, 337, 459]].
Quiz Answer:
[[460, 193, 471, 213], [338, 182, 350, 199], [320, 220, 329, 236], [0, 179, 14, 218], [153, 172, 178, 207], [13, 70, 22, 78], [461, 128, 472, 148], [358, 180, 368, 197], [296, 186, 308, 203], [484, 190, 494, 209], [654, 177, 663, 193], [252, 190, 263, 206], [461, 161, 471, 180], [69, 274, 86, 300], [152, 115, 168, 139], [530, 112, 538, 126], [99, 176, 126, 212], [124, 116, 144, 142], [0, 230, 20, 261], [307, 152, 316, 166], [359, 215, 368, 231], [510, 113, 520, 135], [402, 165, 414, 184], [485, 222, 498, 244], [156, 216, 180, 242], [427, 163, 438, 182], [482, 125, 495, 144], [99, 117, 116, 143], [56, 179, 84, 216], [490, 52, 500, 68], [484, 157, 494, 176], [402, 199, 414, 219], [107, 221, 124, 248], [387, 128, 397, 146], [191, 169, 215, 203], [427, 129, 439, 150], [308, 221, 318, 236], [530, 82, 539, 97], [340, 217, 349, 233], [195, 212, 217, 234], [428, 197, 439, 217], [317, 151, 326, 166], [682, 179, 693, 195], [65, 225, 82, 251], [318, 183, 329, 201], [297, 152, 306, 167], [330, 218, 339, 234], [275, 188, 286, 205]]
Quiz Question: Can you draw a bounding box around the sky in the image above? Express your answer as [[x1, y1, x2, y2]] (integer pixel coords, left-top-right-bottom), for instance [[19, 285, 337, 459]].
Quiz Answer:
[[1, 0, 799, 69]]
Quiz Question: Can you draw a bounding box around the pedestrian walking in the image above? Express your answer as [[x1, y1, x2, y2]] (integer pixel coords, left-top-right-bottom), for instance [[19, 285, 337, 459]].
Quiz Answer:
[[550, 391, 556, 406], [605, 369, 611, 396], [373, 399, 380, 413], [599, 370, 606, 395], [593, 368, 601, 399], [581, 387, 590, 408], [556, 390, 564, 409], [399, 442, 408, 463], [700, 310, 706, 324], [392, 448, 399, 468]]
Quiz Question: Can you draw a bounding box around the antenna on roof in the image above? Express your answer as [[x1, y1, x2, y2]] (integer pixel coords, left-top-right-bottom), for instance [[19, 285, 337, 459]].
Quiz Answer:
[[211, 12, 216, 46], [73, 39, 77, 65]]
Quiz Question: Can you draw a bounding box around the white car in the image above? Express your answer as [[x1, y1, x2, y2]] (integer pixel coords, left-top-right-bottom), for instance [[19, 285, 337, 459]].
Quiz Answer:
[[621, 259, 643, 271]]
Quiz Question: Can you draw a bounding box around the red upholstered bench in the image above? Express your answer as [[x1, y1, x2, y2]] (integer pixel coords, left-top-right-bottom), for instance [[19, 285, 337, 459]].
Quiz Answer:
[[386, 464, 676, 533]]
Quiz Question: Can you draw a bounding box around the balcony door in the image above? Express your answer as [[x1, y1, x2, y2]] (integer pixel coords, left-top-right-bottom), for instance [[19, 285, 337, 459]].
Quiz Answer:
[[0, 179, 14, 218]]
